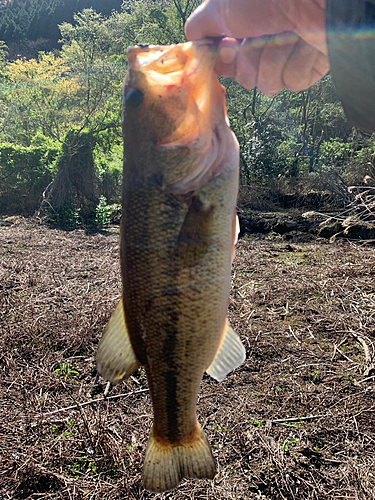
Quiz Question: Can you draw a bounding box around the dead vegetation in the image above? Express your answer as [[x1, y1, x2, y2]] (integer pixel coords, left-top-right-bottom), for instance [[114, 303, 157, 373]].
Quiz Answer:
[[0, 218, 375, 500]]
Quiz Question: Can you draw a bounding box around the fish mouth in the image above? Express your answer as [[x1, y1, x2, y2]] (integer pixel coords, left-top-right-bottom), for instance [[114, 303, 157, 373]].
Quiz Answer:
[[124, 38, 223, 141], [126, 38, 219, 73], [123, 39, 235, 193], [124, 39, 221, 112]]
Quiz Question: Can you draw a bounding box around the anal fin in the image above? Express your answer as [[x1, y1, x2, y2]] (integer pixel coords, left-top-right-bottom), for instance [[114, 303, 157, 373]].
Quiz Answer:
[[143, 424, 216, 493], [96, 299, 141, 384], [206, 320, 245, 382]]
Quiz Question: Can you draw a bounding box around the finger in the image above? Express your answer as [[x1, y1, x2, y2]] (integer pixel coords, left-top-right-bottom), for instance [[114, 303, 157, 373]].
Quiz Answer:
[[214, 37, 239, 78], [218, 38, 238, 64], [283, 38, 329, 91], [286, 0, 327, 54], [185, 1, 227, 41], [186, 0, 295, 41], [256, 32, 298, 96], [234, 38, 264, 90], [310, 50, 330, 84]]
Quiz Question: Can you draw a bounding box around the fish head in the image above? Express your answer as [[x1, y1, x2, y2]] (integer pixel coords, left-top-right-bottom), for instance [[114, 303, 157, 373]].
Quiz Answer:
[[123, 39, 236, 193]]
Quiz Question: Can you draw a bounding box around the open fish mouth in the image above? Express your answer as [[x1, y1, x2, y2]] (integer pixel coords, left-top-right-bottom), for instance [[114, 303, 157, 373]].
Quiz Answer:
[[126, 38, 218, 74], [122, 39, 235, 194]]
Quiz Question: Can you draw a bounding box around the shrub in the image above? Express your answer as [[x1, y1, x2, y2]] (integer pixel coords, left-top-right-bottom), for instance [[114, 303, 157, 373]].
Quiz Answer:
[[0, 141, 60, 215], [95, 196, 121, 227]]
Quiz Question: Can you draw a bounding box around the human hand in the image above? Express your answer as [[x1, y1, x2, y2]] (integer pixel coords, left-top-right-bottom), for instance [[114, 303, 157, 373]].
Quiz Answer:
[[185, 0, 329, 96]]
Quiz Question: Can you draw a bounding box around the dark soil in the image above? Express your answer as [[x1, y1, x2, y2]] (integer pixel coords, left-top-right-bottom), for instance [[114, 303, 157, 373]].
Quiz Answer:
[[238, 209, 375, 244], [1, 218, 375, 500]]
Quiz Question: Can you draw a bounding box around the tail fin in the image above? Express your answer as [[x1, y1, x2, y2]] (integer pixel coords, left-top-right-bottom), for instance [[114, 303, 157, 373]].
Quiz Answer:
[[143, 425, 216, 492]]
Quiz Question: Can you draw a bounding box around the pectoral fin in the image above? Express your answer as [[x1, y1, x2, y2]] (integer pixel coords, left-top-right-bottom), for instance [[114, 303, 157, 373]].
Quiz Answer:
[[206, 320, 245, 382], [232, 212, 239, 262], [97, 299, 141, 384]]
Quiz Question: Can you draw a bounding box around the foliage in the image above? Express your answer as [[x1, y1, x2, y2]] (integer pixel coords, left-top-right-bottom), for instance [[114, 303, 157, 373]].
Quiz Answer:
[[46, 205, 82, 227], [0, 0, 374, 222], [54, 360, 78, 381], [2, 10, 125, 145], [224, 73, 352, 203], [1, 8, 127, 222], [0, 2, 200, 223], [0, 0, 123, 45], [0, 140, 60, 215], [58, 8, 126, 136], [319, 139, 351, 170], [2, 53, 82, 144], [95, 195, 121, 227], [342, 134, 375, 185], [0, 40, 7, 66], [95, 195, 111, 227], [107, 0, 187, 48], [0, 0, 197, 54], [93, 141, 123, 202]]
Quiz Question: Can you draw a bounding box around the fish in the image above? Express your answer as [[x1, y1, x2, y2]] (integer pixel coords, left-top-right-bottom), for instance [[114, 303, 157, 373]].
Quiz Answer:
[[96, 38, 245, 493]]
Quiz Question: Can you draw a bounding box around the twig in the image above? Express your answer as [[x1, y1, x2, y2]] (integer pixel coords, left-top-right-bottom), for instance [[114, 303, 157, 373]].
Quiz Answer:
[[103, 381, 112, 397], [288, 325, 301, 344], [334, 346, 355, 364], [356, 374, 375, 385], [350, 331, 374, 375], [36, 179, 55, 218], [351, 332, 372, 362], [35, 388, 149, 419], [271, 414, 326, 424]]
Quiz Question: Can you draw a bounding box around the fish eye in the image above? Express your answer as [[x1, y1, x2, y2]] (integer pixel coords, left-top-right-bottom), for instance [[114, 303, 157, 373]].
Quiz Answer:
[[125, 88, 144, 109]]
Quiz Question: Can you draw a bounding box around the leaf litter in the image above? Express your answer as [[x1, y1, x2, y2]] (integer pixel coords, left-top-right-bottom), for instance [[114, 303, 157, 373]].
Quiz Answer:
[[0, 218, 374, 499]]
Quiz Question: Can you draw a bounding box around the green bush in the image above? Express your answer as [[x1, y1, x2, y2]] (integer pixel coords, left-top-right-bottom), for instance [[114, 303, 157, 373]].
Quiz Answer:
[[95, 195, 111, 227], [318, 139, 351, 170], [93, 142, 122, 203], [95, 195, 121, 227], [46, 205, 82, 227], [0, 141, 60, 215]]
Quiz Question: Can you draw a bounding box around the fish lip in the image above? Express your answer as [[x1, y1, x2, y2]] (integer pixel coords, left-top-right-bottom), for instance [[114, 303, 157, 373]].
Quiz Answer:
[[126, 38, 220, 70], [126, 38, 219, 54], [123, 37, 233, 193]]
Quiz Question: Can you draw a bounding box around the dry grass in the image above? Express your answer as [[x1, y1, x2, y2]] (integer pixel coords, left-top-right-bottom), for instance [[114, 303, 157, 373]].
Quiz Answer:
[[1, 218, 374, 500]]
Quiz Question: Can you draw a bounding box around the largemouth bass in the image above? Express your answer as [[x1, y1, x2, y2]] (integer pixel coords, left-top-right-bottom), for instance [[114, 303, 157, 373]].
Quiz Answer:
[[97, 39, 245, 492]]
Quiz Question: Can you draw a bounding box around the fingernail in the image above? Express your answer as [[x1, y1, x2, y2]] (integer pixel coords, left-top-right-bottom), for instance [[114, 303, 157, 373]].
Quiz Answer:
[[219, 46, 236, 65]]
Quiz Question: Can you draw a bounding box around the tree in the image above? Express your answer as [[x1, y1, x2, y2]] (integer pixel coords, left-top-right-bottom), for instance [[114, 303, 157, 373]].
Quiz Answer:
[[2, 8, 126, 218], [172, 0, 201, 27], [3, 53, 82, 143], [0, 40, 7, 69], [0, 0, 362, 218]]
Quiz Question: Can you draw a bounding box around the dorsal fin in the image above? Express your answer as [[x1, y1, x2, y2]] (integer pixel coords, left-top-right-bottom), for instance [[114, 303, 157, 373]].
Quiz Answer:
[[206, 320, 245, 382], [97, 300, 141, 384]]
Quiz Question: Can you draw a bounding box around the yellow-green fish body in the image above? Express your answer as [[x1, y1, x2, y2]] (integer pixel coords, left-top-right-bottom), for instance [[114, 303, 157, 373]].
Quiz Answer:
[[97, 39, 245, 493]]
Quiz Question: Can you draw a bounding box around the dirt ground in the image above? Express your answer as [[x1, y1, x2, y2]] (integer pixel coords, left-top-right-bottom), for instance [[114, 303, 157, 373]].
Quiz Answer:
[[1, 218, 374, 500]]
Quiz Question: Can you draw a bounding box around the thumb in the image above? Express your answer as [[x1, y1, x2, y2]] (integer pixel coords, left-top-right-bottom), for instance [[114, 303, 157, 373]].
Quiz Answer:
[[186, 0, 301, 41], [185, 1, 228, 41]]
